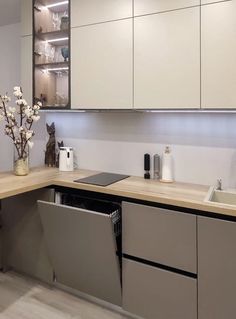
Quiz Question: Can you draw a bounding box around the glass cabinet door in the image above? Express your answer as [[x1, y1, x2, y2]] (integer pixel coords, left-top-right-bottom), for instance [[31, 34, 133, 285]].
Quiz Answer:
[[33, 0, 70, 109]]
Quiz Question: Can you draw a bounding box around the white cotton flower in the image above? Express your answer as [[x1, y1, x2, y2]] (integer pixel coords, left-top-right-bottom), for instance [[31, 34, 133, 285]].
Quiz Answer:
[[37, 101, 42, 107], [19, 126, 24, 133], [28, 140, 34, 149], [2, 95, 11, 103], [16, 99, 27, 106], [6, 112, 15, 120], [31, 115, 40, 122], [13, 87, 23, 98], [33, 104, 40, 110], [24, 106, 33, 118], [26, 130, 34, 140], [13, 91, 22, 98], [9, 106, 16, 113]]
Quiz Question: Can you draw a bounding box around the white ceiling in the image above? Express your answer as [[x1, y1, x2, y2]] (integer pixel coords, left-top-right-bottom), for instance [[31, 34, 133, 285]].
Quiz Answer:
[[0, 0, 20, 27]]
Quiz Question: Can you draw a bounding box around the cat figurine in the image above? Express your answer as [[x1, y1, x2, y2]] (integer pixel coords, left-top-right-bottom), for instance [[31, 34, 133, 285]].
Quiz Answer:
[[56, 140, 64, 168], [45, 122, 56, 167]]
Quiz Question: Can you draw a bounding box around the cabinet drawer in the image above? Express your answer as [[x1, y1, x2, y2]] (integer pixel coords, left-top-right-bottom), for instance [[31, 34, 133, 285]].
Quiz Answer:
[[122, 202, 196, 273], [123, 258, 197, 319]]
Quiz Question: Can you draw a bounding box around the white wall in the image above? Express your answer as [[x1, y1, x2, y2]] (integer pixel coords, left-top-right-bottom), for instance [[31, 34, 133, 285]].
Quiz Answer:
[[46, 112, 236, 188], [0, 23, 45, 172]]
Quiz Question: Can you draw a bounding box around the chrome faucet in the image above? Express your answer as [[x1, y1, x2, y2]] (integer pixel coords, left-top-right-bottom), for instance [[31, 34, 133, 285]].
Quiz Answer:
[[216, 178, 222, 191]]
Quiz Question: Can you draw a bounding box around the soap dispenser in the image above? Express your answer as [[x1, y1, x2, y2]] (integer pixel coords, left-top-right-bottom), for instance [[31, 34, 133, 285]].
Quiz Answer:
[[161, 146, 174, 183]]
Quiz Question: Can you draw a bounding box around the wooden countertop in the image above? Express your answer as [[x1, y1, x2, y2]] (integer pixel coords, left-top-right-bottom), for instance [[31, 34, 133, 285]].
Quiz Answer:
[[0, 167, 235, 218]]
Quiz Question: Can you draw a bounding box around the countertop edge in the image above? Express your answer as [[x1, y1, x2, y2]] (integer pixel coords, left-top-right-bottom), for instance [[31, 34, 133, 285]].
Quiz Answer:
[[1, 167, 236, 218]]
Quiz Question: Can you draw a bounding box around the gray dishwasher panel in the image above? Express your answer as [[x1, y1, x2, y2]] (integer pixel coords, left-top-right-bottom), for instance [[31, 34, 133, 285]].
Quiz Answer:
[[38, 200, 121, 306]]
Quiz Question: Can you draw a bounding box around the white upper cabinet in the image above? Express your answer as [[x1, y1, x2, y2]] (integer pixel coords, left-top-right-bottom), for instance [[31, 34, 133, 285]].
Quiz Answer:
[[21, 36, 32, 105], [21, 0, 32, 36], [71, 0, 132, 27], [71, 20, 133, 109], [134, 0, 200, 16], [202, 0, 236, 109], [201, 0, 227, 4], [134, 7, 200, 109]]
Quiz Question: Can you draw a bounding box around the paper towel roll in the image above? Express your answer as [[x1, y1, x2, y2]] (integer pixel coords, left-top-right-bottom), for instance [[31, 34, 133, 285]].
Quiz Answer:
[[161, 146, 174, 183]]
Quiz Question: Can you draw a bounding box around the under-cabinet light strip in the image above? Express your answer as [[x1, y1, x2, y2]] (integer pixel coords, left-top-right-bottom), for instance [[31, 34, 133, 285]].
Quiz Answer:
[[46, 67, 69, 71], [45, 1, 69, 9], [46, 37, 69, 43]]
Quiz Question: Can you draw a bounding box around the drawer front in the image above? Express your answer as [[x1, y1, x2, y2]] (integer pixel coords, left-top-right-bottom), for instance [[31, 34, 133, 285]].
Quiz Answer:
[[122, 202, 196, 273], [123, 258, 197, 319]]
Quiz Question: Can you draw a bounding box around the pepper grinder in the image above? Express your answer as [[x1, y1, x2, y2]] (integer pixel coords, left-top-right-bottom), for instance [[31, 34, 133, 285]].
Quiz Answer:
[[144, 153, 150, 179]]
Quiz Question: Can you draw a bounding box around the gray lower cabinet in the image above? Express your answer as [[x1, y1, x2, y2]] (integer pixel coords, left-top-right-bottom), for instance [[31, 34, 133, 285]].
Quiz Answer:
[[198, 216, 236, 319], [1, 189, 54, 283], [123, 258, 197, 319], [0, 214, 2, 270], [38, 200, 121, 305], [122, 202, 197, 273]]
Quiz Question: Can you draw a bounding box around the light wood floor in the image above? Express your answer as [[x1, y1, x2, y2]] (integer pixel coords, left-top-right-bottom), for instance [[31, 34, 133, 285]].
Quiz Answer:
[[0, 272, 129, 319]]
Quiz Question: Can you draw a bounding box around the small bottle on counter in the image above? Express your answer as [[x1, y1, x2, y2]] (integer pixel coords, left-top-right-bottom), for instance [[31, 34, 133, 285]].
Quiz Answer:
[[160, 146, 174, 183], [153, 154, 160, 180]]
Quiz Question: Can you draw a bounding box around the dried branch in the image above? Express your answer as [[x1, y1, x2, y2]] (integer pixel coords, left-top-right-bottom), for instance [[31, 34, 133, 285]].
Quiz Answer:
[[0, 87, 41, 160]]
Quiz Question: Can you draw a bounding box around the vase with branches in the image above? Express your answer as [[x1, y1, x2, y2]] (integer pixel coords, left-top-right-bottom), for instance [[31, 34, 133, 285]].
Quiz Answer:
[[0, 87, 41, 176]]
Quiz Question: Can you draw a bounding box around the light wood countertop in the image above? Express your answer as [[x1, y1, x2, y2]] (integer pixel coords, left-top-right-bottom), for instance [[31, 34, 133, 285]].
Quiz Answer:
[[0, 167, 235, 218]]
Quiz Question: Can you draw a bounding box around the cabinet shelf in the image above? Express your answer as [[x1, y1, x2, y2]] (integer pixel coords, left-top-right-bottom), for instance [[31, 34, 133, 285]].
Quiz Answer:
[[35, 30, 69, 46], [35, 61, 69, 70]]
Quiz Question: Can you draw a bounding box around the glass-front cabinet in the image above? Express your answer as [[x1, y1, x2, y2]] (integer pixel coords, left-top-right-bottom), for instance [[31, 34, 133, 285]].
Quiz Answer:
[[33, 0, 70, 109]]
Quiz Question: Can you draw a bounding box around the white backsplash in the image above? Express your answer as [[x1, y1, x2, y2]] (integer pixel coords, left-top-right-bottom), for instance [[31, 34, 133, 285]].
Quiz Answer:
[[46, 112, 236, 188]]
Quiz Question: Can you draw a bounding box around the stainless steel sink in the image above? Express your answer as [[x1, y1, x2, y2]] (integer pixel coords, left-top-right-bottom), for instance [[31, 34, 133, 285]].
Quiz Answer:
[[205, 187, 236, 207]]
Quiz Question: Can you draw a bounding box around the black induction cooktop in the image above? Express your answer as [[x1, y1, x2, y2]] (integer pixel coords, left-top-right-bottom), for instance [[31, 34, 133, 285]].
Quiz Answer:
[[74, 172, 130, 187]]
